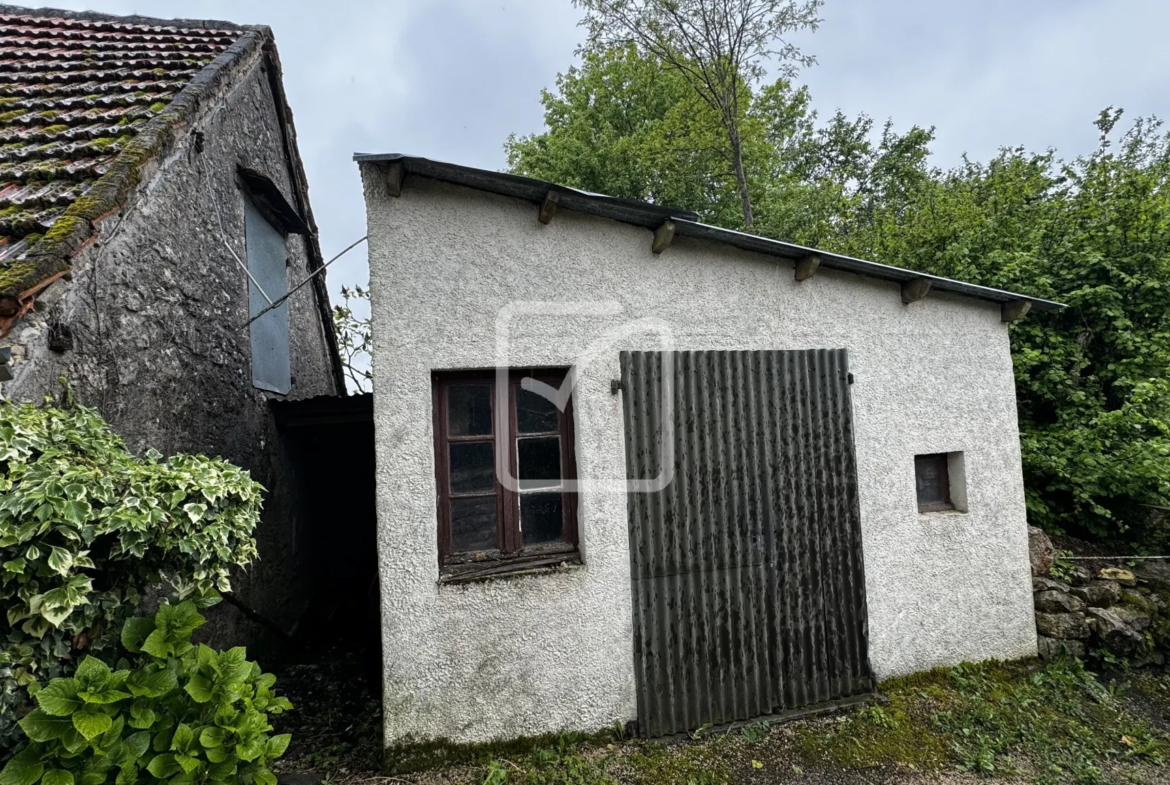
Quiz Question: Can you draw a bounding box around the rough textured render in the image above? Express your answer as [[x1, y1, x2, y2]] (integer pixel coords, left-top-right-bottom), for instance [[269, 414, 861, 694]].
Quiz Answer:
[[363, 172, 1037, 746], [0, 8, 342, 648]]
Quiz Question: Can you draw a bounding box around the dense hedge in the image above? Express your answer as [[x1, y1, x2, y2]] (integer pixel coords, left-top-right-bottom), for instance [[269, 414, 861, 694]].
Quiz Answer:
[[0, 400, 263, 754]]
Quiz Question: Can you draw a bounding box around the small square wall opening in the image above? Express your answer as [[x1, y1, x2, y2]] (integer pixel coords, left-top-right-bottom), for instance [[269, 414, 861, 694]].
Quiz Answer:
[[915, 452, 967, 513]]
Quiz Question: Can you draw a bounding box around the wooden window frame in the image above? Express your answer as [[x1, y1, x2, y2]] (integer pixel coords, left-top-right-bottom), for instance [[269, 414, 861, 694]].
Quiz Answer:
[[915, 452, 954, 513], [432, 368, 579, 581]]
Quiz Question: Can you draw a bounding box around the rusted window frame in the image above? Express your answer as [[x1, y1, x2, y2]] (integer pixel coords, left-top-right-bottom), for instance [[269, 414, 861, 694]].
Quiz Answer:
[[432, 368, 579, 580], [914, 452, 953, 513]]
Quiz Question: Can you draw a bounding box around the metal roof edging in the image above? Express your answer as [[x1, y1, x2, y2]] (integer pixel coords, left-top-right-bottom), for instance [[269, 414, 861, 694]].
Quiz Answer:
[[353, 153, 1063, 312]]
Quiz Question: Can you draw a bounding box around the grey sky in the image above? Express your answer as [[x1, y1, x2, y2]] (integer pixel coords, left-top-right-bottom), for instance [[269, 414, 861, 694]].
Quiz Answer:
[[21, 0, 1170, 302]]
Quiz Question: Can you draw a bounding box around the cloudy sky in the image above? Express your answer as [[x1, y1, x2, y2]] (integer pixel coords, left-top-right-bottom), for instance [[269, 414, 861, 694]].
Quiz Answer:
[[22, 0, 1170, 300]]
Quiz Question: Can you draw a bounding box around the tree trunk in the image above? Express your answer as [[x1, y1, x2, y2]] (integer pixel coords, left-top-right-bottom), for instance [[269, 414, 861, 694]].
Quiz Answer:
[[727, 121, 754, 231]]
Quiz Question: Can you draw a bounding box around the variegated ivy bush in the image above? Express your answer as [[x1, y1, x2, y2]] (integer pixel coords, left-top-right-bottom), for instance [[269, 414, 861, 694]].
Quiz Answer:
[[1, 601, 291, 785], [0, 400, 263, 755]]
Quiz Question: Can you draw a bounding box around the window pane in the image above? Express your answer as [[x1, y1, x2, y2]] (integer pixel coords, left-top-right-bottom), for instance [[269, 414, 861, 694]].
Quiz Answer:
[[451, 496, 497, 552], [448, 385, 492, 436], [451, 442, 495, 494], [915, 454, 949, 507], [517, 385, 559, 433], [521, 493, 563, 546], [517, 436, 561, 490]]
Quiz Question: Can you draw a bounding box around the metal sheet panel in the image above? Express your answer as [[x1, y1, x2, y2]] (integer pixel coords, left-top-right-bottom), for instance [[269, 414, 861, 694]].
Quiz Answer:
[[245, 198, 291, 394], [621, 350, 873, 737]]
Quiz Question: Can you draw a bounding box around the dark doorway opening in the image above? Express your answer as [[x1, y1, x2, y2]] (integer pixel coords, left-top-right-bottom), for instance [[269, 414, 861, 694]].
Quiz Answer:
[[271, 393, 379, 674], [268, 393, 384, 773]]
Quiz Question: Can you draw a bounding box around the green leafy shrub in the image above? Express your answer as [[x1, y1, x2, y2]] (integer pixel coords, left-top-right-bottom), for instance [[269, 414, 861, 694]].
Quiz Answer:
[[0, 400, 263, 752], [2, 601, 291, 785]]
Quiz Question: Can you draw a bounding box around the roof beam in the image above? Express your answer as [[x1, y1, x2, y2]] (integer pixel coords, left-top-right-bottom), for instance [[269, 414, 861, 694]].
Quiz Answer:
[[1001, 300, 1032, 322], [385, 160, 405, 197], [901, 278, 932, 304], [652, 221, 675, 254], [794, 254, 820, 281], [538, 191, 559, 224]]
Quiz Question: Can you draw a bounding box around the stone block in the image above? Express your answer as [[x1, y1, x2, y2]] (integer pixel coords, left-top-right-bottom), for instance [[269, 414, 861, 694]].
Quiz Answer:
[[1035, 589, 1086, 614], [1035, 612, 1090, 640], [1070, 580, 1121, 608], [1135, 560, 1170, 593], [1033, 576, 1071, 594], [1037, 636, 1085, 660], [1028, 526, 1055, 576], [1087, 607, 1145, 654], [1112, 606, 1151, 633], [1099, 567, 1137, 586]]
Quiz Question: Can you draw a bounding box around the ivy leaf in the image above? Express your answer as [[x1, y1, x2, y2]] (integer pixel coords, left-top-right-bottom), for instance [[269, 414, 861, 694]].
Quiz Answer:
[[40, 771, 73, 785], [18, 710, 74, 742], [182, 503, 207, 523], [46, 546, 72, 576], [72, 707, 113, 741], [61, 499, 92, 526], [265, 734, 291, 759], [35, 678, 82, 716], [0, 750, 44, 785]]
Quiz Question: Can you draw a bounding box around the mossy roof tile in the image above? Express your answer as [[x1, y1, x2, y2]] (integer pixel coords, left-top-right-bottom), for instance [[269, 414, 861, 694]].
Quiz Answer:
[[0, 9, 247, 292]]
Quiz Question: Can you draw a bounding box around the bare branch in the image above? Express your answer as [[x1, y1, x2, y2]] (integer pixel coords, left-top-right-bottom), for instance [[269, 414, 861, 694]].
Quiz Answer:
[[572, 0, 823, 229]]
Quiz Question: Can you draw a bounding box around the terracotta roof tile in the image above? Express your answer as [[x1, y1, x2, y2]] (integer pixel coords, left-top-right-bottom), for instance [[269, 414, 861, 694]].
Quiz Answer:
[[0, 11, 242, 267]]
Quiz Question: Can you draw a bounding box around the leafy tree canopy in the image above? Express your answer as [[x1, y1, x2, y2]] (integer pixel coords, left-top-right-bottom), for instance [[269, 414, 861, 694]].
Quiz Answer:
[[509, 48, 1170, 543]]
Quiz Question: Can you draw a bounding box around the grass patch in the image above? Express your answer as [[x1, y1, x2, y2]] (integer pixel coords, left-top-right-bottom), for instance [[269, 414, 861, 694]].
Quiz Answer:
[[798, 657, 1167, 783], [283, 657, 1170, 785]]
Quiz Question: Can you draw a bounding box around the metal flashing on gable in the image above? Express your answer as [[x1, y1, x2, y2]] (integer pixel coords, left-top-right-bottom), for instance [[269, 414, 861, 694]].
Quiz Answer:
[[354, 153, 1063, 313]]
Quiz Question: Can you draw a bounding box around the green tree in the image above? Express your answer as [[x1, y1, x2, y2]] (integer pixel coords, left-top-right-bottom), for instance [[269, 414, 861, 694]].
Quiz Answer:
[[572, 0, 823, 231], [507, 46, 935, 243], [843, 110, 1170, 538], [507, 45, 746, 226], [511, 42, 1170, 541]]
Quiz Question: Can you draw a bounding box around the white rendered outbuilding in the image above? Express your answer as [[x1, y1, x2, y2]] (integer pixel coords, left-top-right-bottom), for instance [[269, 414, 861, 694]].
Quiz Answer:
[[357, 155, 1058, 747]]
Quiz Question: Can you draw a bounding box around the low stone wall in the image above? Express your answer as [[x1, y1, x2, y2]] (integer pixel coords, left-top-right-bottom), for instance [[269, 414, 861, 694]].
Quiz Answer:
[[1028, 526, 1170, 664]]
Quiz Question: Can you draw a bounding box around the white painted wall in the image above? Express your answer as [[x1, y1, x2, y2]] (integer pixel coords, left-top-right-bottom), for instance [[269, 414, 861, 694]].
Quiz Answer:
[[363, 172, 1037, 747]]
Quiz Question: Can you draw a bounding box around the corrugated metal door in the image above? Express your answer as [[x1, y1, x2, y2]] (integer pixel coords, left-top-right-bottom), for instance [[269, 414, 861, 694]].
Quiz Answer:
[[621, 349, 873, 737]]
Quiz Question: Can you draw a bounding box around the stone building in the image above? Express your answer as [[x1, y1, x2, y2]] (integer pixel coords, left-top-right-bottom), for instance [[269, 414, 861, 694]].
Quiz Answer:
[[356, 154, 1063, 744], [0, 7, 344, 644]]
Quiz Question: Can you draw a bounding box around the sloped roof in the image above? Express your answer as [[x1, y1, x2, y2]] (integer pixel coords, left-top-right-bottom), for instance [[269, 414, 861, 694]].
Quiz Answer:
[[0, 6, 347, 391], [0, 7, 251, 307]]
